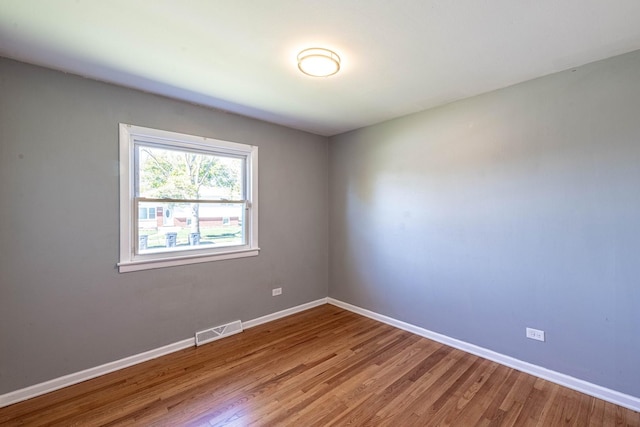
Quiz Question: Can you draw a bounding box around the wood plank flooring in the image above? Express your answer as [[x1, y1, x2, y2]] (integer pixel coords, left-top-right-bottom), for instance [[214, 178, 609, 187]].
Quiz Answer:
[[1, 304, 638, 426]]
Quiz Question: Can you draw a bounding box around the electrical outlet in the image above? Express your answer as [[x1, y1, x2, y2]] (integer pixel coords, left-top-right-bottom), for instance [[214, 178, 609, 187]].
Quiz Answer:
[[272, 288, 282, 296], [526, 327, 545, 342]]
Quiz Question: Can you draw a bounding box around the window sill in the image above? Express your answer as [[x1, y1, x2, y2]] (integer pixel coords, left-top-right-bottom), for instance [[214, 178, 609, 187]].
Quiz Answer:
[[118, 248, 260, 273]]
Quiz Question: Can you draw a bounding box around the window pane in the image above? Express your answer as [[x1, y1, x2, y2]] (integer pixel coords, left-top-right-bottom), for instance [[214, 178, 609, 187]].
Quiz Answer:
[[138, 207, 148, 219], [137, 145, 244, 200], [137, 201, 245, 254]]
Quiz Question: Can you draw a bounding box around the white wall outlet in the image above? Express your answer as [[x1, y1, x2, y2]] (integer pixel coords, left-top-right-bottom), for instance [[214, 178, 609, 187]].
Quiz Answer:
[[526, 327, 545, 342], [272, 287, 282, 296]]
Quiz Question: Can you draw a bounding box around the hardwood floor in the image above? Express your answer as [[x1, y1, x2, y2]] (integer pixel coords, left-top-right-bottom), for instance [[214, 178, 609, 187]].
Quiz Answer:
[[1, 304, 638, 426]]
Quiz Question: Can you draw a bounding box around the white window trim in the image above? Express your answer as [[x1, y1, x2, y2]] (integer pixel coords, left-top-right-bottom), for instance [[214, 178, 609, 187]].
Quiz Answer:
[[118, 123, 259, 273]]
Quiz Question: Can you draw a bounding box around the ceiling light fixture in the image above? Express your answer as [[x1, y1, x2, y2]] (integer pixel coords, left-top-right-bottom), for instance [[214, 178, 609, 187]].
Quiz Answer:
[[297, 48, 341, 77]]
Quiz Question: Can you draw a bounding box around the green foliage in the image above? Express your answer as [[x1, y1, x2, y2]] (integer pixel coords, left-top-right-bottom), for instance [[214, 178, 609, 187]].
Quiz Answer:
[[139, 147, 241, 200]]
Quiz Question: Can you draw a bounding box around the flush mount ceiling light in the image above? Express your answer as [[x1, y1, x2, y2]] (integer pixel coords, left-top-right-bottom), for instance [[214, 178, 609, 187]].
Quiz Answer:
[[297, 48, 341, 77]]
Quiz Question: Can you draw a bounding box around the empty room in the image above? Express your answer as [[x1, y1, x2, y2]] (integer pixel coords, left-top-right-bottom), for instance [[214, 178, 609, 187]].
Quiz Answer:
[[1, 1, 639, 425]]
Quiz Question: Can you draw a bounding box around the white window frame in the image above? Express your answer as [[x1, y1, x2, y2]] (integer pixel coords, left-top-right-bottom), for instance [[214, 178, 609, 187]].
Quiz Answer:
[[118, 123, 259, 273]]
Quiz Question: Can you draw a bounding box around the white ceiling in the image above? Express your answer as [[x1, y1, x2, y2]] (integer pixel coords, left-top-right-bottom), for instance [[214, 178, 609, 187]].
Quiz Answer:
[[1, 1, 639, 136]]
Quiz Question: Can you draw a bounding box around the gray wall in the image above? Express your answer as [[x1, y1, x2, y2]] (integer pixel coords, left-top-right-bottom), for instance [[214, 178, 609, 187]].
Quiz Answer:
[[0, 58, 328, 393], [329, 50, 640, 397]]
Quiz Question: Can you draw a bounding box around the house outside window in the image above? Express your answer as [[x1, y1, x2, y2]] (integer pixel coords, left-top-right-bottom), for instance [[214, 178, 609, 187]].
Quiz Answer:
[[119, 124, 259, 272]]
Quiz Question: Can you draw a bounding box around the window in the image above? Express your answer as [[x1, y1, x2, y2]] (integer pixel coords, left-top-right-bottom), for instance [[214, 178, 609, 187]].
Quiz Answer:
[[138, 206, 156, 220], [119, 124, 259, 272]]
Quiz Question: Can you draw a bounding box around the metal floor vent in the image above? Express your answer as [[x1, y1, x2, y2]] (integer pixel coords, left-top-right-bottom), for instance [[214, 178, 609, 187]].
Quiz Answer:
[[195, 320, 243, 346]]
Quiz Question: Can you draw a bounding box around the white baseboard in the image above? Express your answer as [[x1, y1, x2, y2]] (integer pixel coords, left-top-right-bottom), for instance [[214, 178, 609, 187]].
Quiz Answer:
[[327, 297, 640, 413], [0, 298, 328, 409], [242, 298, 328, 329]]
